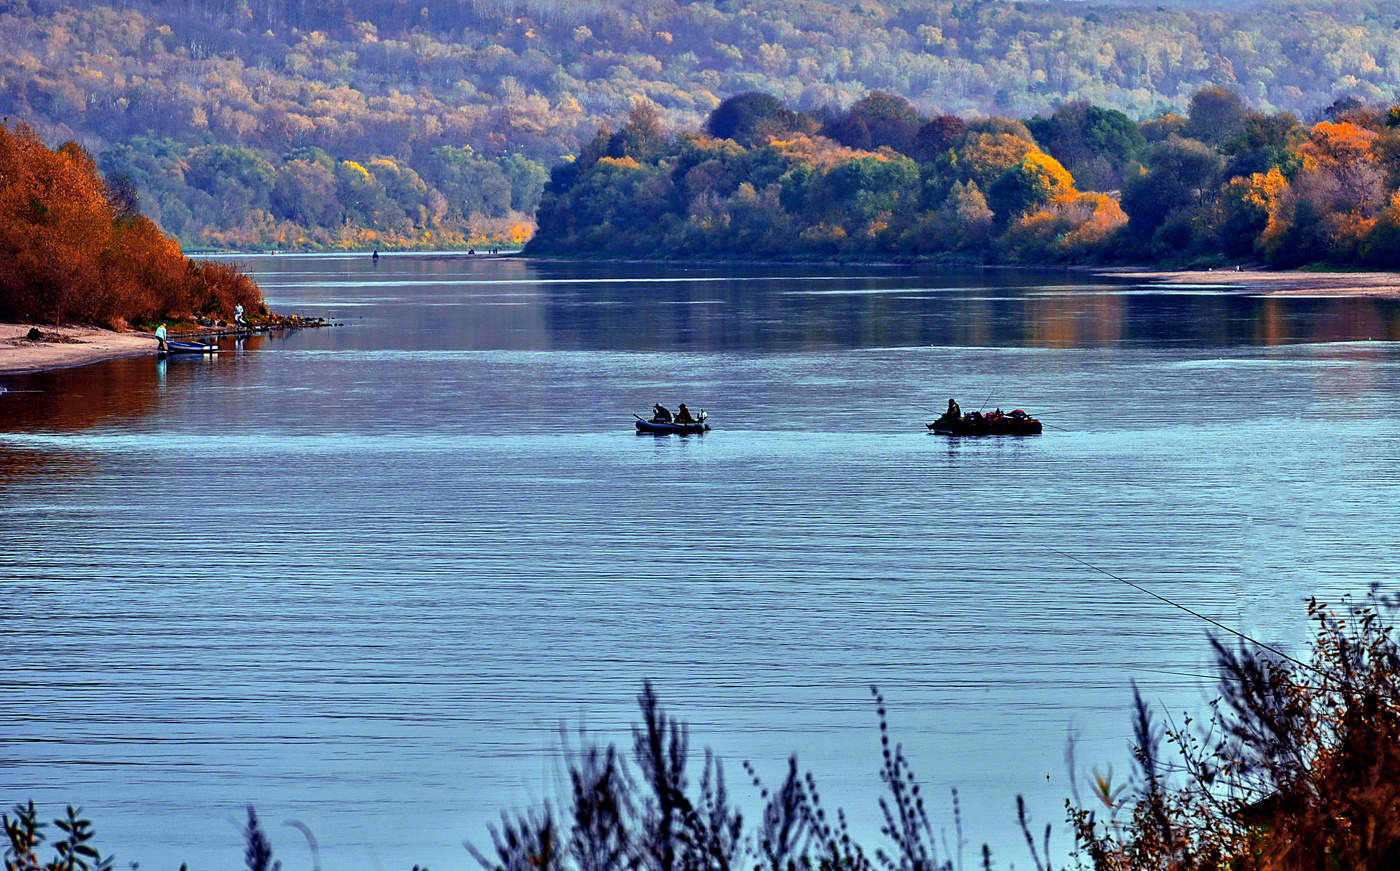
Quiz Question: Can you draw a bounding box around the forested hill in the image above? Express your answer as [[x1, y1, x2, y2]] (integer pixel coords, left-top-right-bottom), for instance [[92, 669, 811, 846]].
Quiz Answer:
[[528, 89, 1400, 268], [6, 0, 1400, 249]]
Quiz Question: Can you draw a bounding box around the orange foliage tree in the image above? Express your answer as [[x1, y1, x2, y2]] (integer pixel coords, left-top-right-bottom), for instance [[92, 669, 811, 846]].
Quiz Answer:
[[1000, 191, 1127, 261], [0, 122, 260, 327]]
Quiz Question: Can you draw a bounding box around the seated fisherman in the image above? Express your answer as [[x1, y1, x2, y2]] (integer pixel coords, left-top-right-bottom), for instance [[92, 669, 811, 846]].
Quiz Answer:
[[675, 403, 697, 423], [652, 403, 673, 423], [945, 398, 961, 420]]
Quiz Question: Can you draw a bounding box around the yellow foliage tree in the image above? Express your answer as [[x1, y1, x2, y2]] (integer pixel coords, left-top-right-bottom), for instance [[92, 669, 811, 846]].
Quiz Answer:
[[1001, 191, 1127, 261]]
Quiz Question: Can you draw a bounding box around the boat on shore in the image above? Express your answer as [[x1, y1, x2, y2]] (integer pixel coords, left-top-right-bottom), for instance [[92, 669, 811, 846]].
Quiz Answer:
[[159, 340, 219, 356], [634, 412, 710, 434], [928, 408, 1042, 436]]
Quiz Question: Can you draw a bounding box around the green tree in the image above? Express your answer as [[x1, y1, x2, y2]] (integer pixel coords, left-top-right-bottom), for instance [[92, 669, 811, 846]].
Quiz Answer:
[[1221, 111, 1304, 180], [1183, 86, 1249, 147], [1026, 102, 1144, 190], [1120, 136, 1223, 248], [270, 158, 338, 226], [421, 146, 512, 218], [704, 92, 812, 148], [184, 144, 276, 211]]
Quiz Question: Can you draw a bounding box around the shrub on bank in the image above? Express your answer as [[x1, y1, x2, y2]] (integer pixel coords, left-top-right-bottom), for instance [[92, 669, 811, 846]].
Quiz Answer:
[[1072, 589, 1400, 870], [0, 122, 260, 328]]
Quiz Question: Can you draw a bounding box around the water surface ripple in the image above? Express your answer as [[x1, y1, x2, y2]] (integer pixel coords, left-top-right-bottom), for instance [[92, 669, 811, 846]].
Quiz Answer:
[[3, 257, 1399, 869]]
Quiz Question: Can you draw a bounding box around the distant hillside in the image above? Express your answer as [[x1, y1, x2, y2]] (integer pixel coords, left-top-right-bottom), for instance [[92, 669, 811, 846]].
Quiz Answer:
[[4, 0, 1400, 248]]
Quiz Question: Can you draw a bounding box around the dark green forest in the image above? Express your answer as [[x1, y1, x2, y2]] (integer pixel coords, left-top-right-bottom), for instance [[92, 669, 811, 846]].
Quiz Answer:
[[529, 88, 1400, 266], [7, 0, 1400, 250]]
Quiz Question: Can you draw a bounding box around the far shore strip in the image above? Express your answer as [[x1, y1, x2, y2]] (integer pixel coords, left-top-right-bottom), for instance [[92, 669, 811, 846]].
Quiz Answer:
[[0, 323, 158, 375], [1099, 268, 1400, 296], [3, 270, 1399, 376]]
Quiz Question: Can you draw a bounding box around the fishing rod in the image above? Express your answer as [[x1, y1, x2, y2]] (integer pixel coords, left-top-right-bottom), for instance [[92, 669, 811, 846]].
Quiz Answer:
[[976, 375, 1012, 413]]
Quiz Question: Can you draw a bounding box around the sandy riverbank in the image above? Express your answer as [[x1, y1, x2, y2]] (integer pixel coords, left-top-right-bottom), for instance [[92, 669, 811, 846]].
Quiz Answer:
[[1101, 268, 1400, 296], [0, 324, 157, 375]]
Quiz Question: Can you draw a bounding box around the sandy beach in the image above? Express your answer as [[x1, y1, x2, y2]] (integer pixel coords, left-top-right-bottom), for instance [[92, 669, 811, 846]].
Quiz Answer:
[[1102, 268, 1400, 296], [0, 323, 158, 375]]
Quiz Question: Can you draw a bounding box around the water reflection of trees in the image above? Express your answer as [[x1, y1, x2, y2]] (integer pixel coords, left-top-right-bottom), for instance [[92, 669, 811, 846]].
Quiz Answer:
[[1254, 296, 1400, 346], [524, 268, 1400, 352], [2, 355, 165, 432], [0, 355, 169, 479]]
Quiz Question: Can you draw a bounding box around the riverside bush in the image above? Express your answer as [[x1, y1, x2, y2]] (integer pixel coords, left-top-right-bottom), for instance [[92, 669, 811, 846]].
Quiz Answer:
[[1071, 587, 1400, 870]]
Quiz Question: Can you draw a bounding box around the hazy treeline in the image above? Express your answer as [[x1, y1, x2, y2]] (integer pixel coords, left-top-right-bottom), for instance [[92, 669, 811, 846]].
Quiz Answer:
[[529, 88, 1400, 267], [97, 136, 545, 251], [8, 0, 1400, 248], [0, 122, 260, 326]]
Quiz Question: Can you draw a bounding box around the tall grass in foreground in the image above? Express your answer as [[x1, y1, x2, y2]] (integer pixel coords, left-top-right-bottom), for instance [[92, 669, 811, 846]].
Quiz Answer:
[[7, 590, 1400, 871], [467, 682, 990, 871]]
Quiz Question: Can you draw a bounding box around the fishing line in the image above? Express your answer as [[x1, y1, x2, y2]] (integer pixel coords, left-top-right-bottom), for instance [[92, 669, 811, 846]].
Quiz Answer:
[[1045, 546, 1313, 674]]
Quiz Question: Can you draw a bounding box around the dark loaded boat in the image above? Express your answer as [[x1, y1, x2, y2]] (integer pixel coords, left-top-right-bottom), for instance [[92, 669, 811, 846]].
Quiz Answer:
[[927, 408, 1042, 436], [635, 412, 710, 434]]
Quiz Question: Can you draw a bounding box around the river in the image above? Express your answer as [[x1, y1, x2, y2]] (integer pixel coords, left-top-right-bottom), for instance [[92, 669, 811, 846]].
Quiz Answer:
[[3, 255, 1399, 870]]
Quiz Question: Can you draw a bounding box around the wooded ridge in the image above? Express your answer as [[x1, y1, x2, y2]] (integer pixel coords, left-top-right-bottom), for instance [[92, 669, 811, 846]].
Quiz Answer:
[[6, 0, 1400, 250]]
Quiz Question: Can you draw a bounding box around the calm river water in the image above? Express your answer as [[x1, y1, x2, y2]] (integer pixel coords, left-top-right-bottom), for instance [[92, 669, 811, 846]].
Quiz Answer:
[[4, 256, 1400, 870]]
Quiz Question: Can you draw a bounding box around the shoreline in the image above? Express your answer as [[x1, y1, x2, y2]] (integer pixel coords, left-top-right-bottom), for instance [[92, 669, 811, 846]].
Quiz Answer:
[[0, 324, 158, 376], [4, 267, 1398, 376], [1094, 267, 1400, 296]]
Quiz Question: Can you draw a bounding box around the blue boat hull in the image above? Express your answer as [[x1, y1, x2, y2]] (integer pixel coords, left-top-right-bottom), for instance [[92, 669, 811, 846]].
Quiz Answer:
[[159, 340, 218, 355], [635, 418, 710, 434]]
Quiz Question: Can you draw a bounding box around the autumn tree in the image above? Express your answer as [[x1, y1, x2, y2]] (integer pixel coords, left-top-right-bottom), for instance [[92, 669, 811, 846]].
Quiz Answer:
[[987, 151, 1077, 229], [909, 115, 968, 163], [1218, 167, 1289, 258], [0, 121, 259, 326], [822, 92, 923, 154]]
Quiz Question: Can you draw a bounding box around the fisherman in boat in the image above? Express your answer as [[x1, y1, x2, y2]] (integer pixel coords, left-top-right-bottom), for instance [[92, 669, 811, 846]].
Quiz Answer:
[[675, 403, 697, 424], [652, 403, 673, 423], [940, 397, 963, 425]]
